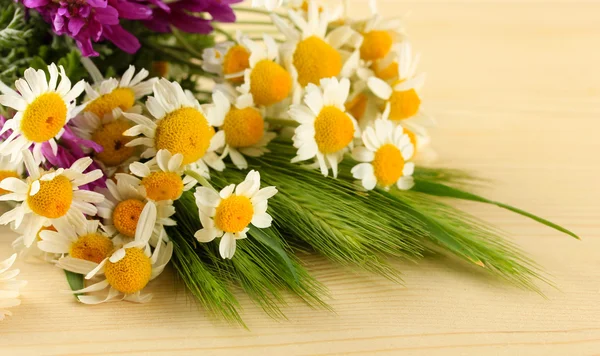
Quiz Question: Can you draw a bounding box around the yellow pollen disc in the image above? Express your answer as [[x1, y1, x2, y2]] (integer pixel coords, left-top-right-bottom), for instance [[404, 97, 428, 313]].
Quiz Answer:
[[27, 175, 73, 219], [372, 143, 405, 187], [84, 87, 136, 119], [154, 107, 214, 165], [20, 92, 67, 143], [0, 170, 19, 195], [112, 199, 146, 238], [223, 107, 264, 148], [345, 93, 368, 121], [69, 233, 114, 264], [293, 36, 342, 87], [314, 106, 355, 154], [373, 61, 399, 81], [141, 171, 183, 201], [360, 30, 393, 61], [91, 120, 136, 167], [223, 45, 250, 84], [214, 195, 254, 233], [250, 60, 292, 106], [104, 247, 152, 294], [388, 88, 421, 121]]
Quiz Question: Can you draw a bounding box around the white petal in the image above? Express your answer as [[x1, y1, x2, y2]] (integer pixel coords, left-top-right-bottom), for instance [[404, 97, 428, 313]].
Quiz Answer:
[[251, 212, 272, 228], [368, 77, 393, 100], [219, 233, 237, 259]]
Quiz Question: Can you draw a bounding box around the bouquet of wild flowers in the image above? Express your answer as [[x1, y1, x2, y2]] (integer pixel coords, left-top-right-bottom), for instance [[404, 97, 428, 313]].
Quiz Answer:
[[0, 0, 577, 324]]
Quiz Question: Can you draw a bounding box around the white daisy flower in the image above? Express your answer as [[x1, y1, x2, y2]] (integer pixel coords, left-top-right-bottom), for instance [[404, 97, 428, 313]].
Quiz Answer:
[[251, 0, 283, 11], [96, 175, 175, 245], [238, 35, 293, 107], [351, 108, 415, 191], [202, 32, 251, 83], [70, 107, 141, 177], [0, 254, 27, 320], [288, 77, 360, 177], [367, 71, 426, 122], [80, 64, 156, 120], [0, 150, 104, 248], [194, 170, 277, 259], [38, 219, 114, 265], [122, 78, 224, 175], [271, 2, 359, 99], [354, 13, 405, 62], [124, 149, 196, 201], [65, 207, 173, 304], [10, 220, 58, 262], [208, 91, 276, 170], [0, 155, 24, 196], [0, 64, 85, 164]]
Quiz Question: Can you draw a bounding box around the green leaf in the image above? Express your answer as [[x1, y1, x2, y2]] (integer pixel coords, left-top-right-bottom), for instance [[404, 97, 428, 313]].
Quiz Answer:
[[64, 270, 84, 297], [250, 226, 299, 284], [413, 180, 580, 239]]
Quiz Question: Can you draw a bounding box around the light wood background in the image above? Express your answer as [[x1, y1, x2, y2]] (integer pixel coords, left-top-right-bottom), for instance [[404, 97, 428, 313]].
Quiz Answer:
[[1, 1, 599, 355]]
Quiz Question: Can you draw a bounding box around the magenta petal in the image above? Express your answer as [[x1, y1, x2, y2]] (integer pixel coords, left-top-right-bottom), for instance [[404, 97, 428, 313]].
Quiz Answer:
[[103, 25, 140, 54], [114, 1, 152, 20], [87, 0, 108, 8], [22, 0, 50, 8], [94, 6, 120, 25], [68, 18, 86, 36], [76, 37, 99, 57], [170, 11, 212, 34]]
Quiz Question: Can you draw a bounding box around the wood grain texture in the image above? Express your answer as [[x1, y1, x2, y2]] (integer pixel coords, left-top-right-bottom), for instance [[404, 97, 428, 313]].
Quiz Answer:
[[1, 1, 599, 355]]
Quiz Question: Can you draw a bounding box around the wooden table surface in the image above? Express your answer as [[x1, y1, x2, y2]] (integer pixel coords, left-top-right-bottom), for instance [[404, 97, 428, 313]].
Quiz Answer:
[[1, 1, 599, 355]]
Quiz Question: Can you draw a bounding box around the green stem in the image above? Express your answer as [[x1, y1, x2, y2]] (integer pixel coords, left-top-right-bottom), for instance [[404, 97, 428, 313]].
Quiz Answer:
[[233, 20, 276, 26], [171, 27, 204, 59], [185, 170, 217, 192]]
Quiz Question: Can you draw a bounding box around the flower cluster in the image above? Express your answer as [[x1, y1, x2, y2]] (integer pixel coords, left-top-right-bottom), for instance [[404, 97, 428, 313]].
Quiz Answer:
[[0, 0, 429, 317], [20, 0, 243, 56]]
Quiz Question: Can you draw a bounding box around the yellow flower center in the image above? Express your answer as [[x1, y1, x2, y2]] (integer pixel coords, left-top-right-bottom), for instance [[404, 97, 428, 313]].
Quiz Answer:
[[112, 199, 146, 238], [360, 30, 393, 61], [345, 93, 368, 121], [27, 175, 73, 219], [84, 88, 136, 119], [91, 120, 136, 167], [104, 247, 152, 294], [223, 45, 250, 84], [0, 170, 19, 195], [154, 107, 214, 165], [314, 106, 355, 154], [388, 88, 421, 121], [214, 195, 254, 233], [69, 233, 114, 264], [20, 92, 67, 143], [141, 171, 183, 201], [372, 143, 405, 187], [250, 60, 292, 106], [373, 61, 399, 81], [293, 36, 342, 87], [223, 107, 264, 148]]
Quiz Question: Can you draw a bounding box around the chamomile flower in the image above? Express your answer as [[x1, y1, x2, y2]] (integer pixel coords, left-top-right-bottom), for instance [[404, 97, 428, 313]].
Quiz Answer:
[[202, 32, 251, 83], [271, 2, 358, 92], [10, 222, 57, 262], [0, 155, 24, 196], [355, 14, 404, 62], [368, 41, 425, 121], [66, 207, 174, 304], [122, 79, 224, 174], [71, 108, 141, 176], [238, 35, 293, 107], [251, 0, 283, 11], [194, 170, 277, 259], [38, 219, 113, 264], [289, 77, 359, 177], [96, 176, 175, 244], [0, 254, 27, 320], [81, 65, 156, 119], [0, 64, 85, 163], [208, 91, 276, 170], [0, 150, 104, 248], [351, 112, 415, 191], [125, 149, 196, 201]]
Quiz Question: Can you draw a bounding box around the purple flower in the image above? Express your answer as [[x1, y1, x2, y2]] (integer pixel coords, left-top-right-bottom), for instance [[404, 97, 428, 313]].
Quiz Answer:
[[145, 0, 242, 34], [21, 0, 152, 56]]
